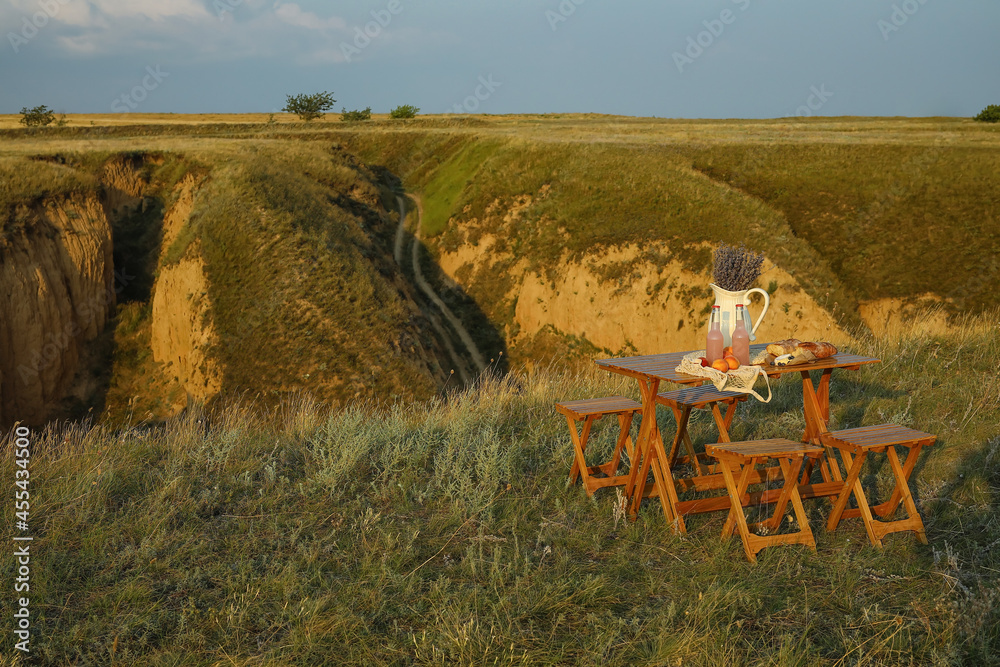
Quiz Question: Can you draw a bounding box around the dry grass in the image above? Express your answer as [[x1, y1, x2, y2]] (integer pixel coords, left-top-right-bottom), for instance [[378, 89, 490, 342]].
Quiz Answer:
[[1, 314, 998, 665]]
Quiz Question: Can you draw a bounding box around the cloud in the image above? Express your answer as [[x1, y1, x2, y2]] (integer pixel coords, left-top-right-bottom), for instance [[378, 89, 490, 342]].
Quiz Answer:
[[1, 0, 351, 60], [1, 0, 211, 28], [273, 2, 346, 31], [90, 0, 211, 22]]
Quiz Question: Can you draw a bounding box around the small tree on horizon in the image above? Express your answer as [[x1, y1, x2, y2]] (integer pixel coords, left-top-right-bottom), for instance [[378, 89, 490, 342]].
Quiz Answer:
[[974, 105, 1000, 123], [389, 104, 419, 119], [341, 107, 372, 122], [19, 105, 55, 127], [283, 91, 336, 122]]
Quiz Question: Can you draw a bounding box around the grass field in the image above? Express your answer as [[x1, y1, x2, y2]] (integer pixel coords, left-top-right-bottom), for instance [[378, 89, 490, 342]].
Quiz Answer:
[[2, 315, 998, 665]]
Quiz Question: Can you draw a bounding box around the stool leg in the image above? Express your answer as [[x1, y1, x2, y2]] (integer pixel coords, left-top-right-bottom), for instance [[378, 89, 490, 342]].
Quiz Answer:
[[826, 448, 867, 531], [567, 414, 596, 492], [722, 457, 757, 539], [667, 406, 691, 469], [765, 456, 804, 533], [783, 458, 817, 552], [873, 444, 922, 519], [710, 403, 732, 443], [599, 412, 634, 477], [721, 400, 739, 436], [719, 458, 758, 563], [682, 430, 705, 476], [830, 448, 883, 548], [886, 445, 928, 544]]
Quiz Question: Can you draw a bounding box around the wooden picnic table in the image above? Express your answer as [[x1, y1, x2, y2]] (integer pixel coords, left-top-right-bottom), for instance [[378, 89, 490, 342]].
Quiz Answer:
[[595, 344, 881, 531]]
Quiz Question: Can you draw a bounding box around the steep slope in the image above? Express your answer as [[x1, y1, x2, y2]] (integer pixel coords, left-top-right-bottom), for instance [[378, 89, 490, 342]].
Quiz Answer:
[[154, 143, 457, 412], [345, 134, 854, 364], [0, 192, 115, 425], [688, 143, 1000, 315]]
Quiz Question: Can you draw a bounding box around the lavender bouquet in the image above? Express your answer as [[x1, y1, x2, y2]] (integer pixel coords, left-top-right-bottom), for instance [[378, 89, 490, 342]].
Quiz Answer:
[[712, 243, 765, 291]]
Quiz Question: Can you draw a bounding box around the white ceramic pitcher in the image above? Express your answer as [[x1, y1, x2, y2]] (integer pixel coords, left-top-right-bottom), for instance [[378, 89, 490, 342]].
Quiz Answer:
[[709, 283, 771, 346]]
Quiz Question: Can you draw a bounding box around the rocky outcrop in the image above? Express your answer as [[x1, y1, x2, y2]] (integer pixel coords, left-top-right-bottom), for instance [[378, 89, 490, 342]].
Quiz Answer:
[[0, 195, 115, 425]]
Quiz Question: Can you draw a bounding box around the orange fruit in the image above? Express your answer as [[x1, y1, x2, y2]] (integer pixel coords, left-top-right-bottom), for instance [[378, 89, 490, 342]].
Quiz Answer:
[[725, 355, 740, 370], [723, 346, 733, 357], [711, 359, 730, 373]]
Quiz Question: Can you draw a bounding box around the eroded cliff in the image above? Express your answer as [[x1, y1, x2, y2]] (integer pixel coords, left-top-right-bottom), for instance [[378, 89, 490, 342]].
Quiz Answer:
[[0, 194, 115, 425]]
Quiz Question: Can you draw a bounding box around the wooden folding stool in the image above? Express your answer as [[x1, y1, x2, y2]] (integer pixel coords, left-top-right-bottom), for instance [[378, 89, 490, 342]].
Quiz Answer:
[[821, 424, 936, 548], [656, 386, 747, 476], [706, 439, 825, 563], [555, 396, 642, 496]]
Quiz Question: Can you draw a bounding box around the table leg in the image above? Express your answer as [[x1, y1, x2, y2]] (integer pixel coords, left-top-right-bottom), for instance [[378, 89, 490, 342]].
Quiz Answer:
[[817, 369, 832, 422], [722, 400, 739, 435], [626, 378, 660, 516], [649, 424, 685, 532], [801, 371, 828, 444]]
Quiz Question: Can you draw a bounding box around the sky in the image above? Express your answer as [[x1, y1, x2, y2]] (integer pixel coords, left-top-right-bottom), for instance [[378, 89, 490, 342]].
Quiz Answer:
[[0, 0, 998, 118]]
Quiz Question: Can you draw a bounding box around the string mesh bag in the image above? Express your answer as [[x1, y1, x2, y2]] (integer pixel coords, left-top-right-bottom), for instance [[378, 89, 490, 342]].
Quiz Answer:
[[675, 349, 773, 403]]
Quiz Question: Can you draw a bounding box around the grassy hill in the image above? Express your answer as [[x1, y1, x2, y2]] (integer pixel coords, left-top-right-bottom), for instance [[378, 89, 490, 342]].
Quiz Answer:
[[688, 142, 1000, 313], [333, 117, 999, 365], [2, 316, 998, 664], [1, 141, 459, 425]]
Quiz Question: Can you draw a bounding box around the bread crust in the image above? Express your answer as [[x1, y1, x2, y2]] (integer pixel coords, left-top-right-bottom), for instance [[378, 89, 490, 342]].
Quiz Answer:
[[795, 341, 838, 359]]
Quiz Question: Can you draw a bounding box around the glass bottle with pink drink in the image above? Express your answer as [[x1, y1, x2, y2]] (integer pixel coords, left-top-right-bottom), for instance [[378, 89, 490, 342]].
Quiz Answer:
[[732, 303, 751, 366], [706, 305, 724, 363]]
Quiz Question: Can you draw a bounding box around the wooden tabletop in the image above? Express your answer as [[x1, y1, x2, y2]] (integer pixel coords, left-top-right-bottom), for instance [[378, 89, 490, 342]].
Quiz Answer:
[[595, 344, 880, 385]]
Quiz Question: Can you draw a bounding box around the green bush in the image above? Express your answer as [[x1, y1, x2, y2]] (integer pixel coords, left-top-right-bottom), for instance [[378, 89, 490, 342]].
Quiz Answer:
[[389, 104, 420, 119], [974, 105, 1000, 123], [341, 107, 372, 122], [283, 91, 336, 121], [19, 105, 55, 127]]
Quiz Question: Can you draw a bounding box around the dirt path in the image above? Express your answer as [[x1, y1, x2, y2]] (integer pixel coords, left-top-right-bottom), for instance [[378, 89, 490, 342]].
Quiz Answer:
[[395, 195, 487, 378], [394, 197, 406, 265]]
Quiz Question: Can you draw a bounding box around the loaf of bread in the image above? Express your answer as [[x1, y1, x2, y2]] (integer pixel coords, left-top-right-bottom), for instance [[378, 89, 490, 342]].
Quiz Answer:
[[766, 339, 801, 356], [774, 341, 838, 366], [795, 341, 837, 360]]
